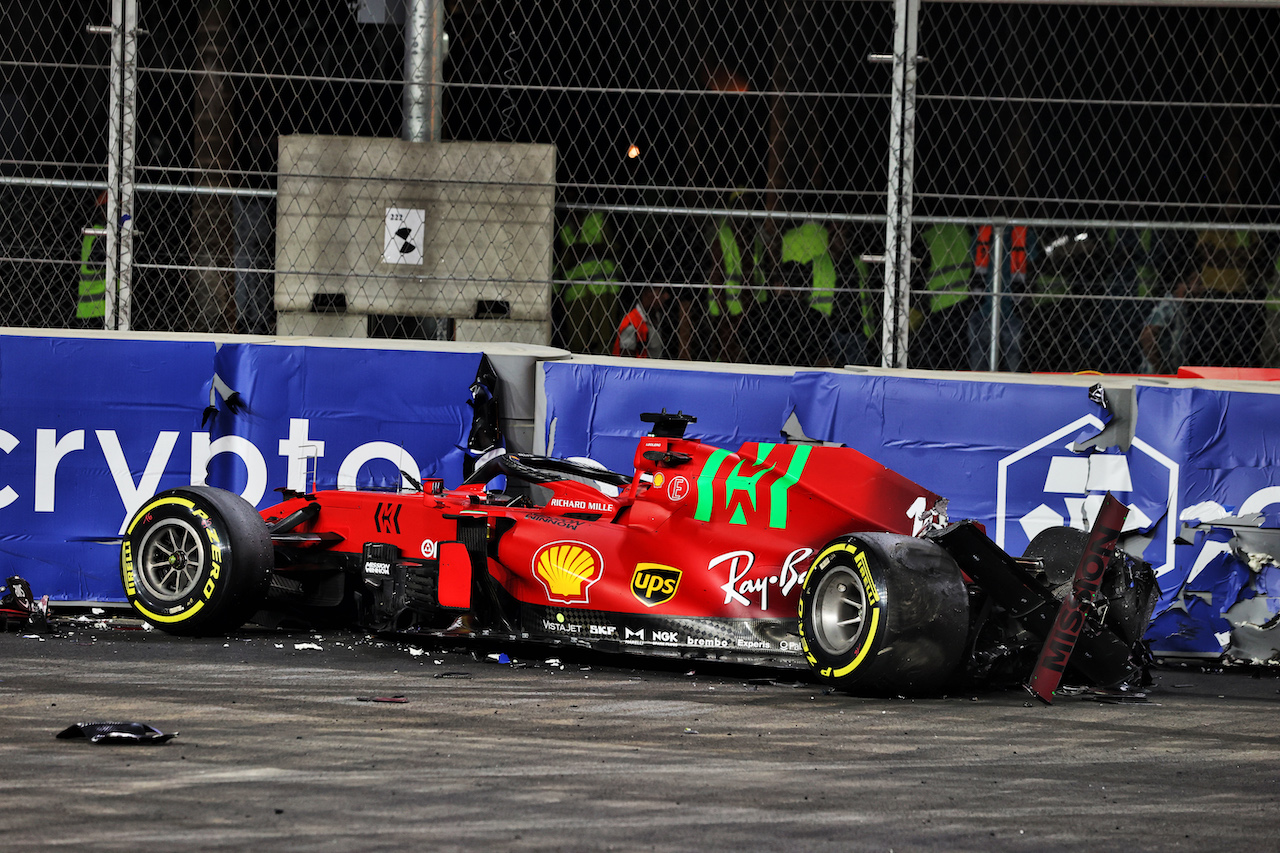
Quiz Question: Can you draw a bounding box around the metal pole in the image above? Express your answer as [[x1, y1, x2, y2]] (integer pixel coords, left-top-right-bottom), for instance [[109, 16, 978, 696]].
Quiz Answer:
[[403, 0, 443, 143], [881, 0, 920, 369], [402, 0, 446, 340], [105, 0, 139, 331], [988, 226, 1003, 371]]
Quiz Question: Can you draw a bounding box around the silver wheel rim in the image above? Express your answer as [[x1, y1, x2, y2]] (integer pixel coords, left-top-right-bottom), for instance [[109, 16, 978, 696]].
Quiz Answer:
[[812, 564, 869, 656], [136, 518, 206, 602]]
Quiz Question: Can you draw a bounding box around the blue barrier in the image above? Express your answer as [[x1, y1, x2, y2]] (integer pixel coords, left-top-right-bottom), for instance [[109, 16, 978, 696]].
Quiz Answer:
[[540, 360, 798, 470], [0, 334, 485, 602], [9, 333, 1279, 660], [1136, 384, 1280, 657], [0, 335, 213, 601], [790, 373, 1280, 658], [540, 360, 1280, 659], [203, 342, 480, 500]]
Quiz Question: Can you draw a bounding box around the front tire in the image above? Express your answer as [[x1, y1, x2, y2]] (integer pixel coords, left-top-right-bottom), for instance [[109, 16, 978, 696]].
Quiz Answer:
[[121, 486, 272, 636], [799, 533, 969, 693]]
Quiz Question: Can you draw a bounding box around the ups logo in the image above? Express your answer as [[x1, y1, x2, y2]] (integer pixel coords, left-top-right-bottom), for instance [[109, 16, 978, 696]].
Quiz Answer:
[[631, 563, 681, 607]]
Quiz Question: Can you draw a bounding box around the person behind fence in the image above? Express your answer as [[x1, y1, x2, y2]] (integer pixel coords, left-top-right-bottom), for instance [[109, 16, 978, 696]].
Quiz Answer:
[[555, 209, 621, 354], [909, 222, 972, 370], [1103, 228, 1158, 373], [1185, 226, 1265, 367], [827, 220, 879, 367], [75, 191, 108, 328], [1264, 239, 1280, 368], [612, 283, 670, 358], [749, 219, 834, 366], [233, 196, 275, 335], [968, 224, 1035, 371], [1138, 253, 1202, 375], [705, 199, 762, 362]]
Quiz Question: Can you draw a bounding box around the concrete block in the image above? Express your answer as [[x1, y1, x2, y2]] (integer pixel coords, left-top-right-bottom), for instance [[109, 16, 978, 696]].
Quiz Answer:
[[454, 319, 551, 346], [276, 135, 554, 325]]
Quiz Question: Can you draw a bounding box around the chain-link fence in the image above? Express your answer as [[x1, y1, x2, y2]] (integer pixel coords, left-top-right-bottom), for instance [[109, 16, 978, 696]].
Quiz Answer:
[[3, 1, 1278, 372]]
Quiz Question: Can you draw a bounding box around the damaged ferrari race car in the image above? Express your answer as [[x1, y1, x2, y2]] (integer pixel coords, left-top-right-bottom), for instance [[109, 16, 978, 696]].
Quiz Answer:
[[119, 411, 1157, 697]]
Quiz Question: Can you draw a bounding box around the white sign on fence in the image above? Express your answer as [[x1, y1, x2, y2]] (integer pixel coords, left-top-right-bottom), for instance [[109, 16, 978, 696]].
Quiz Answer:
[[383, 207, 425, 265]]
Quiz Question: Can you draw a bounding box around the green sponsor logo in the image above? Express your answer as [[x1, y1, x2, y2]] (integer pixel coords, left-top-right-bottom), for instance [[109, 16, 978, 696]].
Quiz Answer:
[[693, 444, 811, 528]]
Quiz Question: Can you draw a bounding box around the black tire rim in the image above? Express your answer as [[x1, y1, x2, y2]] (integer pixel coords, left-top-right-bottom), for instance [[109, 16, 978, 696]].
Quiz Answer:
[[812, 564, 868, 656], [136, 517, 206, 603]]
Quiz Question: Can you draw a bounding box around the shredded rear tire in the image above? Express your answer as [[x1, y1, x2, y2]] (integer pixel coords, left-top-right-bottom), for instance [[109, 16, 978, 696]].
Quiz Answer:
[[799, 533, 969, 693]]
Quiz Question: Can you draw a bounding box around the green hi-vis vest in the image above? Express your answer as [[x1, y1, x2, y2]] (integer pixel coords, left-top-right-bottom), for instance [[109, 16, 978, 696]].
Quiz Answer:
[[924, 223, 972, 313], [781, 222, 836, 316], [78, 234, 107, 320], [557, 212, 618, 301], [708, 220, 765, 318], [849, 256, 875, 340], [1106, 228, 1156, 297]]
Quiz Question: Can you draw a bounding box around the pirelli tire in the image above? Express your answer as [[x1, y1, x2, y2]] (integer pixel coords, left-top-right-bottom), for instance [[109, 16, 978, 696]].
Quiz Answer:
[[799, 533, 969, 694], [121, 486, 273, 636]]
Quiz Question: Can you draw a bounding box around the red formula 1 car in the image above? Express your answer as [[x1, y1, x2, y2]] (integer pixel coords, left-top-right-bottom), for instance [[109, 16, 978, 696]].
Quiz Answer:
[[120, 412, 1157, 694]]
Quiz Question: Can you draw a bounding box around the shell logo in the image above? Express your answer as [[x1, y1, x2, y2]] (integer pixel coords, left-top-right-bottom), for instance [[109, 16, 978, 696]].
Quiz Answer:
[[532, 541, 604, 604]]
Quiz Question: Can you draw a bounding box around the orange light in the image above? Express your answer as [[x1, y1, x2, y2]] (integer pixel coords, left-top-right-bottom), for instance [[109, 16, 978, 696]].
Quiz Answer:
[[626, 144, 640, 159]]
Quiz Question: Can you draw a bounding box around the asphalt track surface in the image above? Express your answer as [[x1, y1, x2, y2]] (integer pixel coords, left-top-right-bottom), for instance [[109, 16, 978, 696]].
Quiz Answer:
[[2, 619, 1277, 852]]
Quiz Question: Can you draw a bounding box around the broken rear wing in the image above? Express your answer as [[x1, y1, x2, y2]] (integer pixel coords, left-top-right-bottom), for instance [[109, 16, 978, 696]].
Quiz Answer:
[[1026, 494, 1130, 703]]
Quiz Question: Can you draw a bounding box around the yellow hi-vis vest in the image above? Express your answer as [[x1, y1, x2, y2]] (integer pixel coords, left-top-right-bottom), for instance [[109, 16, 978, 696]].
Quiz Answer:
[[557, 211, 618, 301], [781, 222, 835, 315], [708, 220, 766, 318], [923, 223, 972, 313], [78, 233, 106, 320], [850, 256, 875, 340]]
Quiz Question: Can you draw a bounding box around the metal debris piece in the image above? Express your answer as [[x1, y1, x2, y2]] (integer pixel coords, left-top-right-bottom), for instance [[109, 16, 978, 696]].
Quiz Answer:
[[56, 722, 177, 744], [1, 576, 50, 633]]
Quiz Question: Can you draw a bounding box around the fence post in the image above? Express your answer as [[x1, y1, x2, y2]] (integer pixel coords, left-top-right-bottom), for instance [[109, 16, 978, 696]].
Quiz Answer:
[[989, 226, 1003, 371], [403, 0, 444, 143], [106, 0, 139, 331], [881, 0, 920, 369]]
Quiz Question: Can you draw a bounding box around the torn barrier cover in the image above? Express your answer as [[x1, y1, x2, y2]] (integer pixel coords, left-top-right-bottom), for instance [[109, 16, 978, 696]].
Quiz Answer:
[[1134, 385, 1280, 659], [203, 343, 483, 499], [1070, 382, 1115, 449], [1224, 562, 1280, 664], [1150, 514, 1280, 661]]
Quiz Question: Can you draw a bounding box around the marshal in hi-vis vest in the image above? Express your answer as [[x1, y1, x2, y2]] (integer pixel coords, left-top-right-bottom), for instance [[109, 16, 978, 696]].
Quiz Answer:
[[780, 222, 836, 316], [558, 212, 619, 302], [78, 233, 107, 320]]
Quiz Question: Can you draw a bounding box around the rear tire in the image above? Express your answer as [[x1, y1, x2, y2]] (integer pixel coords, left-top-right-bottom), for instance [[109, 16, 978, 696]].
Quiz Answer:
[[121, 486, 273, 636], [799, 533, 969, 693]]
